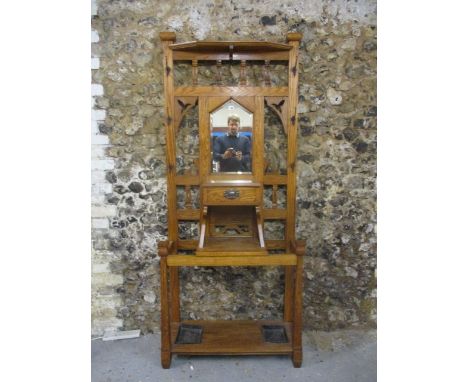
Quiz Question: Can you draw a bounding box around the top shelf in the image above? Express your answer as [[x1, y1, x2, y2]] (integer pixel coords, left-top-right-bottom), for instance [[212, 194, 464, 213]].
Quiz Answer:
[[169, 40, 292, 53], [169, 41, 292, 61], [161, 32, 302, 62]]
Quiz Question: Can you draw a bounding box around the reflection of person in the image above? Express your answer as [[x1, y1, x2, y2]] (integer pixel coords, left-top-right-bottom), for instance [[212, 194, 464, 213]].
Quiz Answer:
[[213, 115, 251, 172]]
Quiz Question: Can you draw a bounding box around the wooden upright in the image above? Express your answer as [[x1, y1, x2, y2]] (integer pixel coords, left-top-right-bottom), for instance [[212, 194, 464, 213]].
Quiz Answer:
[[158, 32, 305, 368]]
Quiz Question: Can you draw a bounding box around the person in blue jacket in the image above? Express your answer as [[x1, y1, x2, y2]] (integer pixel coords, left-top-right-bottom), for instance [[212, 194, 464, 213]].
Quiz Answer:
[[213, 115, 251, 172]]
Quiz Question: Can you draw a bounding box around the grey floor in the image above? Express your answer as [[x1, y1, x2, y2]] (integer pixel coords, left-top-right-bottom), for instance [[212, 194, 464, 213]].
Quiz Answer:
[[92, 329, 376, 382]]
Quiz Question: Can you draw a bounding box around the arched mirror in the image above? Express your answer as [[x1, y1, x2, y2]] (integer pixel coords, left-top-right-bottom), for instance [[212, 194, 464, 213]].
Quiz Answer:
[[210, 100, 253, 173]]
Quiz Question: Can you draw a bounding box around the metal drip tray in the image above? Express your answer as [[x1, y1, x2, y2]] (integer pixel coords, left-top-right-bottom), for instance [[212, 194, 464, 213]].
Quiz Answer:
[[175, 324, 203, 344], [262, 325, 288, 343]]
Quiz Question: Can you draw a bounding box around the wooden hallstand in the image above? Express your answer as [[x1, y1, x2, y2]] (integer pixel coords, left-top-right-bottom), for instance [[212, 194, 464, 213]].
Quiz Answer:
[[158, 31, 305, 368]]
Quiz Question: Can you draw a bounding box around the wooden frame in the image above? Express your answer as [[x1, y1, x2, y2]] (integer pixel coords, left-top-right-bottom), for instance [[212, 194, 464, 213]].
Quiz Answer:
[[158, 31, 304, 368]]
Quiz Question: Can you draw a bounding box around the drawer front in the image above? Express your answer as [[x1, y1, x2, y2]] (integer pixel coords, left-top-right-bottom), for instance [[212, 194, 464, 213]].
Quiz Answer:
[[203, 187, 261, 205]]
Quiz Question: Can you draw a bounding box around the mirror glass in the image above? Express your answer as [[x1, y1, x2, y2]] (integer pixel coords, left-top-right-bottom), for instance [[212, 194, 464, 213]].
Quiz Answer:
[[210, 100, 253, 173]]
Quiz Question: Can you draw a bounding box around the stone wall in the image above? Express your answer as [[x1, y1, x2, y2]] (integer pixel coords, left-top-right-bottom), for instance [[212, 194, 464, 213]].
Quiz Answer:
[[91, 0, 377, 335], [91, 2, 124, 336]]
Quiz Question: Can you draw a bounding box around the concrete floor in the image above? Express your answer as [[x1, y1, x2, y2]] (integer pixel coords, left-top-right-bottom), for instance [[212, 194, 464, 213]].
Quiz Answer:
[[92, 329, 376, 382]]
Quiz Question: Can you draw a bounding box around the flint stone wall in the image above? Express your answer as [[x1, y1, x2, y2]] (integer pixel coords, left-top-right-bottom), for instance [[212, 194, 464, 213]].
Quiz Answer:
[[91, 0, 377, 335]]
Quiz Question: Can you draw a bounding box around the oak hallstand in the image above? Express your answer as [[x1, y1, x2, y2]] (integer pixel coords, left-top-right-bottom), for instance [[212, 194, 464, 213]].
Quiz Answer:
[[158, 31, 306, 368]]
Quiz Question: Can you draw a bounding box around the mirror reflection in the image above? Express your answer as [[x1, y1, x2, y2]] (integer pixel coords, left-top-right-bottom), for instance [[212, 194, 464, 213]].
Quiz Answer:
[[211, 100, 253, 173]]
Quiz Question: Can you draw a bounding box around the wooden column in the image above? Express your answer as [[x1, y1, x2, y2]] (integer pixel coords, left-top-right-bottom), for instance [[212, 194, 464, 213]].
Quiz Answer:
[[253, 96, 264, 182], [284, 266, 294, 321], [272, 184, 278, 208], [192, 59, 198, 85], [158, 242, 172, 369], [160, 32, 178, 244], [286, 32, 302, 251], [198, 97, 210, 181], [264, 60, 271, 86], [292, 240, 305, 368], [170, 267, 180, 322], [240, 60, 247, 85], [288, 28, 305, 357], [216, 60, 222, 84], [159, 32, 176, 369]]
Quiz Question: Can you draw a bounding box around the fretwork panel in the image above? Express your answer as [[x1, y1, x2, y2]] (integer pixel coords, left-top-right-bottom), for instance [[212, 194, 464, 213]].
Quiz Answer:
[[173, 61, 289, 87]]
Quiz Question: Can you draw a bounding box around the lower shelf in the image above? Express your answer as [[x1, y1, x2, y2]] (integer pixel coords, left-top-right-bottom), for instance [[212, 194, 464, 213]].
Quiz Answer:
[[166, 254, 297, 266], [196, 237, 267, 256], [170, 320, 293, 355]]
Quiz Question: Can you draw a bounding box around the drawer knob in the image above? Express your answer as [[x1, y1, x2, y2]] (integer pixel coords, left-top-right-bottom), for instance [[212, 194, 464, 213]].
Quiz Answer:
[[224, 189, 240, 200]]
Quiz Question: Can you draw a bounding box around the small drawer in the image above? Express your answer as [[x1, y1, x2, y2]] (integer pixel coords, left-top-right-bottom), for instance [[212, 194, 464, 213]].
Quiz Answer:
[[202, 186, 261, 205]]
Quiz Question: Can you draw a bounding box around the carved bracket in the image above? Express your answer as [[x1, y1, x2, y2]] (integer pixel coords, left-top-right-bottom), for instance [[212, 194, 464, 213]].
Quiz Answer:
[[174, 96, 198, 133], [212, 224, 251, 237], [265, 97, 289, 136]]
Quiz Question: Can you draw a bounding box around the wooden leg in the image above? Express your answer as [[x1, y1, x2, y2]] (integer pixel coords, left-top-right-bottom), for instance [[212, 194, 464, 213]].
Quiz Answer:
[[292, 256, 303, 368], [161, 350, 172, 369], [292, 349, 302, 368], [160, 255, 172, 369], [284, 266, 293, 321], [170, 266, 180, 322]]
